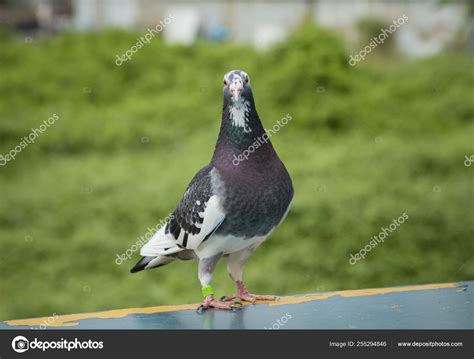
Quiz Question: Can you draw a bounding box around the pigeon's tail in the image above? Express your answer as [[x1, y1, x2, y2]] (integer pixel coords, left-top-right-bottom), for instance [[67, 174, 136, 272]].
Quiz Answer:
[[130, 255, 175, 273], [131, 222, 190, 273]]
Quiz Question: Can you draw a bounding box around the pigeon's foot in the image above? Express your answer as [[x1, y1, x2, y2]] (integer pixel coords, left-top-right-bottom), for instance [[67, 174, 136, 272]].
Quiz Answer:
[[221, 280, 279, 303], [222, 292, 278, 303], [196, 295, 242, 313]]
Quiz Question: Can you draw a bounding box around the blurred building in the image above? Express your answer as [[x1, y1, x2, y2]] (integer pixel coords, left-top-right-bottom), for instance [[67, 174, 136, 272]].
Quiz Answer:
[[0, 0, 471, 55]]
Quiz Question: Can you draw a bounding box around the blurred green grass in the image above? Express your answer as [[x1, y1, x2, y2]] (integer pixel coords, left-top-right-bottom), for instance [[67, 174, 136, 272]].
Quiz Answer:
[[0, 23, 473, 321]]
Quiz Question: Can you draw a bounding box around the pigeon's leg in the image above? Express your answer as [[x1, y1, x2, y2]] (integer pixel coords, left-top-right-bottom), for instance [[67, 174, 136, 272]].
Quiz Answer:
[[222, 248, 279, 303], [197, 253, 241, 311]]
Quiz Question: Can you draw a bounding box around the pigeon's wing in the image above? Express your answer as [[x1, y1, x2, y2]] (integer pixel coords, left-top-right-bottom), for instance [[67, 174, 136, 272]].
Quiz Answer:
[[141, 166, 225, 256]]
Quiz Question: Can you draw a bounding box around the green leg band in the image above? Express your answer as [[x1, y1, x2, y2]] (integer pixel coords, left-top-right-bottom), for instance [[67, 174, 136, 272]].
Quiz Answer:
[[202, 285, 214, 297]]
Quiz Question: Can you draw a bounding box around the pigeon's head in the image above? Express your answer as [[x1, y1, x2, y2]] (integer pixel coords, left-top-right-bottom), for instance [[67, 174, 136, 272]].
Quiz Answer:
[[223, 70, 252, 103]]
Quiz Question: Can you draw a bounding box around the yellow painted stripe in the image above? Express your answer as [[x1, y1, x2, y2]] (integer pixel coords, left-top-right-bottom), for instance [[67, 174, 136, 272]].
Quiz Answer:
[[4, 282, 459, 328], [269, 282, 457, 306], [5, 304, 199, 328]]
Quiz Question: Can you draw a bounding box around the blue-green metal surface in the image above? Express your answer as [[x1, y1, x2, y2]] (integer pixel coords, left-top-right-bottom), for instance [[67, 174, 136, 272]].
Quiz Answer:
[[1, 281, 472, 329]]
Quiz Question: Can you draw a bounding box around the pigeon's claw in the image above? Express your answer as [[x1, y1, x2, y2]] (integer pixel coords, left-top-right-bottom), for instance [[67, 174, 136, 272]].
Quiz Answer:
[[222, 292, 278, 303], [221, 281, 279, 303], [197, 295, 242, 313]]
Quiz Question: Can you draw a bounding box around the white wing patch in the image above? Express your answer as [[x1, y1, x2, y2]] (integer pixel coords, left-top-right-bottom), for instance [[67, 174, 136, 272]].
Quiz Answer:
[[140, 195, 225, 256], [140, 225, 181, 256], [185, 195, 225, 250]]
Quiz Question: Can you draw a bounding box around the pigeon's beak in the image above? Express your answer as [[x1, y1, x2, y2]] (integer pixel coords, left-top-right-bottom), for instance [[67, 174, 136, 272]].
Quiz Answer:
[[229, 78, 244, 102]]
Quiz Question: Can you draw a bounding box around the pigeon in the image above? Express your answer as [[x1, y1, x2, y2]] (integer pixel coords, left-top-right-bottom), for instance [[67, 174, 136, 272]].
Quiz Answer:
[[131, 70, 294, 310]]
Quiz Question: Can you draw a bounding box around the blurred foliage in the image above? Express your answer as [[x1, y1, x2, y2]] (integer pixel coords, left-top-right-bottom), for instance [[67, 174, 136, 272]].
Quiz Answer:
[[0, 22, 473, 321], [356, 17, 395, 54]]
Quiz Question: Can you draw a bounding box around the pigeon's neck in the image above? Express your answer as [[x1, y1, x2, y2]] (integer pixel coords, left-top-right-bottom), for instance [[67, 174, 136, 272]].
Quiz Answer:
[[225, 98, 256, 130], [211, 97, 276, 167], [218, 98, 266, 147]]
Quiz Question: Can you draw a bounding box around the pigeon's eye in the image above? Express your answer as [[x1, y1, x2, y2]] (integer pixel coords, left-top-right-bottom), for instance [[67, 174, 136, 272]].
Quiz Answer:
[[224, 79, 228, 85], [245, 77, 249, 84]]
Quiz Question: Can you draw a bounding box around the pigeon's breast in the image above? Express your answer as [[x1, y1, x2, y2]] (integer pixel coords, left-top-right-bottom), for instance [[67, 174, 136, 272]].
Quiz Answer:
[[214, 162, 294, 238]]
